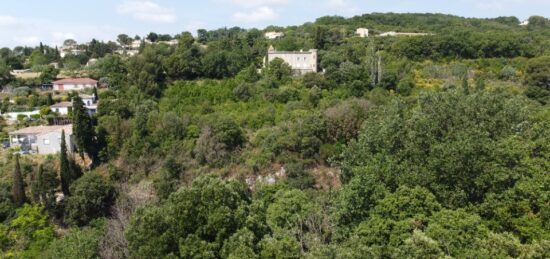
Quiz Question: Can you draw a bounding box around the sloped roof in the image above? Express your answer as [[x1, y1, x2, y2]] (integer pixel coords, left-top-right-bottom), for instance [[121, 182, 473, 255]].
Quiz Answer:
[[53, 78, 98, 85], [10, 124, 72, 135], [50, 102, 72, 108]]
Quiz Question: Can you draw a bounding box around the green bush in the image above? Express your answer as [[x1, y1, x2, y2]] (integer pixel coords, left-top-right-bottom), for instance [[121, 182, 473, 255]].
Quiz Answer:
[[65, 172, 115, 226]]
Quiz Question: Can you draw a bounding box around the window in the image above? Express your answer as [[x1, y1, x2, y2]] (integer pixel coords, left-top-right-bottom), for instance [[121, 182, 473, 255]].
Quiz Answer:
[[43, 139, 50, 145]]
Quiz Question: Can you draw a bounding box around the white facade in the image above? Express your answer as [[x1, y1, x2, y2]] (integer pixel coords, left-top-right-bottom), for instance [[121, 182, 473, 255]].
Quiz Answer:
[[131, 40, 142, 49], [59, 48, 84, 58], [51, 102, 71, 115], [520, 20, 529, 26], [2, 110, 40, 122], [265, 32, 285, 39], [51, 95, 97, 116], [356, 28, 369, 38], [266, 47, 318, 75], [53, 83, 96, 91], [159, 39, 179, 46], [379, 31, 431, 37]]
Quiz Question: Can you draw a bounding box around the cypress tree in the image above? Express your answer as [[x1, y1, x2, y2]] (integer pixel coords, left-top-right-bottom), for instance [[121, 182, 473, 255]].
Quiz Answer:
[[33, 164, 59, 212], [72, 96, 98, 166], [32, 165, 44, 202], [60, 130, 71, 195], [462, 77, 470, 95], [476, 77, 486, 91], [46, 93, 54, 106], [12, 154, 27, 207], [93, 87, 99, 101]]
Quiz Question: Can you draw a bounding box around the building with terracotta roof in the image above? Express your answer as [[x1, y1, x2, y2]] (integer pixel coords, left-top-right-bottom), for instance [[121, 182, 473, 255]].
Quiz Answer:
[[9, 124, 74, 154], [53, 78, 98, 91]]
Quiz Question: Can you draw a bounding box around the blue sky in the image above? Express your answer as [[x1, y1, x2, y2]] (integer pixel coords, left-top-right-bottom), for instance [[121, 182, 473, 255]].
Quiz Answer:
[[0, 0, 549, 48]]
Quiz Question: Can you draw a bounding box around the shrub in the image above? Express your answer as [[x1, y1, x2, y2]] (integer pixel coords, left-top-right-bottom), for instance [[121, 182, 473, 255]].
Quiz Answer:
[[65, 172, 115, 226]]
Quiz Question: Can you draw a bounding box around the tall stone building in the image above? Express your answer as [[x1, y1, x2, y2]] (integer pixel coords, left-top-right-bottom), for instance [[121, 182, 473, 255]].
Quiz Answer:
[[265, 46, 318, 75]]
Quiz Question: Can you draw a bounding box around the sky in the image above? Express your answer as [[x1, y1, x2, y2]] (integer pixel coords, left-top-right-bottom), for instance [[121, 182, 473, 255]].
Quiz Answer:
[[0, 0, 549, 48]]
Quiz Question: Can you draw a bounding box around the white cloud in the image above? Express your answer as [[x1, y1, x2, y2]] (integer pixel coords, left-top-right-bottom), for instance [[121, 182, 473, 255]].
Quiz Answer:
[[117, 1, 177, 23], [232, 6, 278, 23], [0, 15, 18, 26], [231, 0, 287, 8]]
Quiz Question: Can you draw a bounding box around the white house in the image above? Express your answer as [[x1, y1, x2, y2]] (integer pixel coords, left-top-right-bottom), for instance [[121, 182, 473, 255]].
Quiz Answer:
[[59, 47, 84, 58], [131, 39, 142, 49], [10, 69, 31, 76], [379, 31, 431, 37], [53, 78, 98, 91], [266, 46, 318, 75], [86, 58, 98, 67], [159, 39, 179, 46], [520, 20, 529, 26], [2, 110, 41, 122], [265, 32, 285, 39], [356, 28, 369, 38], [9, 124, 74, 155], [50, 102, 72, 115], [50, 94, 98, 116]]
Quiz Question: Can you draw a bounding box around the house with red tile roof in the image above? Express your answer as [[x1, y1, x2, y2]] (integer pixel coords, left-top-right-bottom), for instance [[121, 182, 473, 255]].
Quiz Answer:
[[53, 78, 98, 91]]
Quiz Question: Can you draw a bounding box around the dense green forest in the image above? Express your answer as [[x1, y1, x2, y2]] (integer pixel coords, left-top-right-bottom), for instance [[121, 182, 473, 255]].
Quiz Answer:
[[1, 13, 550, 258]]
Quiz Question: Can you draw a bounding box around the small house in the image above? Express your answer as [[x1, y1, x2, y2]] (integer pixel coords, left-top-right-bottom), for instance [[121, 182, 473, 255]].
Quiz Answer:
[[9, 124, 74, 155], [50, 94, 98, 116], [53, 78, 98, 91], [50, 102, 72, 115], [265, 32, 285, 39], [356, 28, 369, 38]]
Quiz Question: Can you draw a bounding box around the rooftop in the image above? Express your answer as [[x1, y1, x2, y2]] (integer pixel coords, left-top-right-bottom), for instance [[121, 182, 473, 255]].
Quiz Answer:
[[79, 94, 95, 99], [51, 102, 72, 108], [10, 124, 72, 135], [53, 78, 98, 84]]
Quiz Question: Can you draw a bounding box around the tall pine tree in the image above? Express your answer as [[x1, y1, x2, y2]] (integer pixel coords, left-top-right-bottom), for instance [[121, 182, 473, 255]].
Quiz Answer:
[[462, 76, 470, 95], [12, 154, 27, 207], [32, 164, 59, 214], [60, 130, 72, 196], [92, 87, 99, 101], [72, 96, 98, 166]]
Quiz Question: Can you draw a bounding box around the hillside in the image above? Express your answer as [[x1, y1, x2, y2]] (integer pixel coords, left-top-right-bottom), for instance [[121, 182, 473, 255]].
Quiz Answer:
[[0, 12, 550, 258]]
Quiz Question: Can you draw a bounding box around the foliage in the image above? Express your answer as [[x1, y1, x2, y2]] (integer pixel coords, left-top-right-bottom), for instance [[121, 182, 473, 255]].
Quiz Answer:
[[43, 222, 104, 259], [59, 130, 81, 196], [72, 96, 99, 165], [1, 204, 55, 257], [1, 12, 550, 258], [31, 165, 59, 215], [126, 176, 250, 258], [12, 154, 27, 207], [64, 172, 114, 226]]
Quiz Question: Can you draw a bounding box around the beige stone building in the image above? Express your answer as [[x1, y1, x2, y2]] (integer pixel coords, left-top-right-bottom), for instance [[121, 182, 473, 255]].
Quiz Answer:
[[356, 28, 369, 38], [266, 46, 318, 75], [265, 31, 285, 39]]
